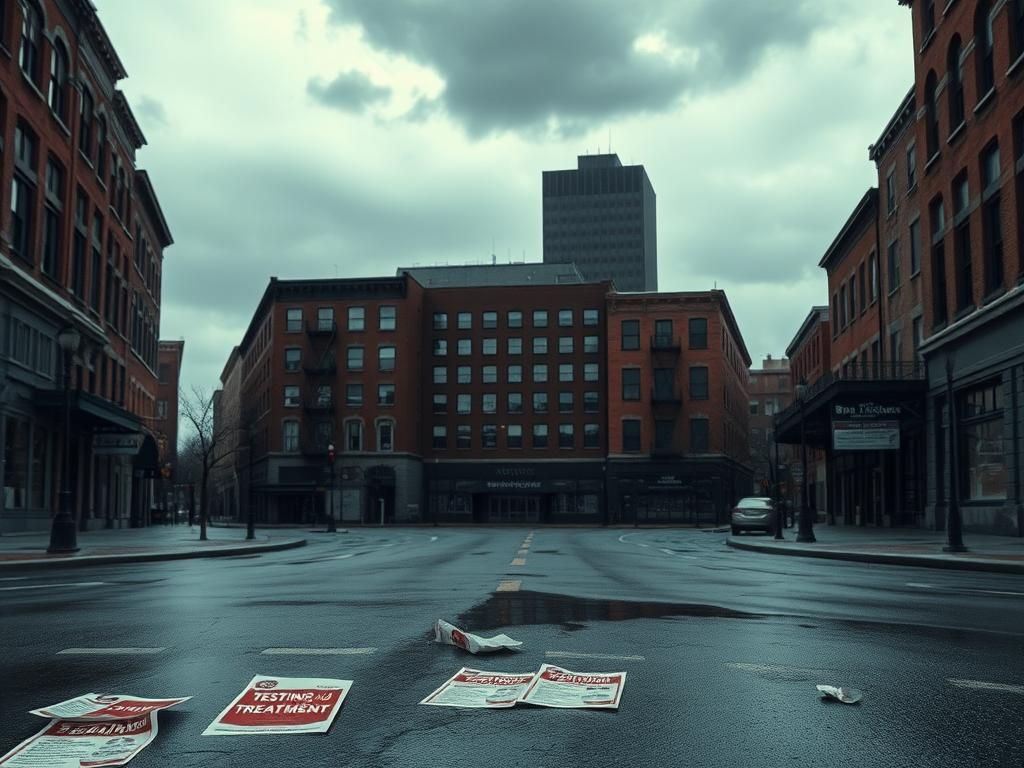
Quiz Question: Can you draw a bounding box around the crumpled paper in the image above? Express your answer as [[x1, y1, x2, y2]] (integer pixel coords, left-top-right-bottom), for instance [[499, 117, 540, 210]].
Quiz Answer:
[[816, 685, 863, 704], [434, 619, 523, 654]]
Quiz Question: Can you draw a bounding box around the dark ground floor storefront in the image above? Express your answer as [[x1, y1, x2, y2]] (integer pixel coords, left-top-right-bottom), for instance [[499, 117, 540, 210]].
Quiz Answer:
[[425, 461, 605, 524]]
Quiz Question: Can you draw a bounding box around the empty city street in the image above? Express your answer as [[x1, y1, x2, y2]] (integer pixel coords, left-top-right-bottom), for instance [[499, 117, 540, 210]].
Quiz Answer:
[[1, 528, 1021, 767]]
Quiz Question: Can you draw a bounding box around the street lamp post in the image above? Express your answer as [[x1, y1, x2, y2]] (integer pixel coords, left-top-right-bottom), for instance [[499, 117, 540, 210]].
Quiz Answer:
[[48, 327, 81, 554], [795, 382, 816, 543], [944, 358, 967, 552], [326, 443, 337, 533]]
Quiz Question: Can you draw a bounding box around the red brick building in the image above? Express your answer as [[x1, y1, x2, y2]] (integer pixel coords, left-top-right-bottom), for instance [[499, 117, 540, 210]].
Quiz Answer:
[[785, 308, 831, 516], [0, 1, 172, 532], [155, 341, 184, 478], [748, 356, 798, 511]]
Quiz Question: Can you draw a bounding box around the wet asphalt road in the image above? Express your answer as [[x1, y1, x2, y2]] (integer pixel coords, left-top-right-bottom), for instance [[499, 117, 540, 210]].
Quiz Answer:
[[1, 527, 1022, 767]]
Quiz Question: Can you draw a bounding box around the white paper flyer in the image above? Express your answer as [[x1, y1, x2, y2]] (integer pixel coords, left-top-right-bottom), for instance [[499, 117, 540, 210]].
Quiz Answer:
[[434, 619, 523, 654], [519, 664, 626, 709], [420, 668, 537, 709], [30, 694, 191, 722], [202, 675, 351, 735], [0, 714, 157, 767]]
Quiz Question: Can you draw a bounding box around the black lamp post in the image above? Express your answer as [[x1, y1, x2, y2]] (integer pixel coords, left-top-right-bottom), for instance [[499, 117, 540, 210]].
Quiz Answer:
[[795, 382, 816, 543], [48, 327, 81, 554], [326, 443, 337, 533], [944, 357, 967, 552], [246, 428, 256, 540]]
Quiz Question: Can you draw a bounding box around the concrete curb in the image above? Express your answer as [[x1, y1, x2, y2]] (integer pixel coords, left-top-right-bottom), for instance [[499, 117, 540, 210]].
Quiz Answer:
[[726, 537, 1024, 574], [0, 537, 307, 570]]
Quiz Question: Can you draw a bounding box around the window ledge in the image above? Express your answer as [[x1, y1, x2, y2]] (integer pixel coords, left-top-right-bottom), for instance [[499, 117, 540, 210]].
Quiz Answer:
[[887, 286, 901, 298], [973, 88, 996, 115], [910, 269, 921, 280], [982, 286, 1006, 304], [20, 71, 46, 102], [919, 28, 937, 54], [947, 121, 966, 146], [924, 152, 941, 174], [953, 305, 976, 322], [942, 0, 957, 14], [1007, 52, 1024, 79], [0, 44, 11, 60], [51, 111, 71, 138], [906, 182, 918, 197]]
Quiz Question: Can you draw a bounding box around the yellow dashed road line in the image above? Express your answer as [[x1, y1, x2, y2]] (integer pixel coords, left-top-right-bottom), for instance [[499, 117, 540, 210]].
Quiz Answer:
[[510, 557, 527, 566], [496, 579, 522, 592]]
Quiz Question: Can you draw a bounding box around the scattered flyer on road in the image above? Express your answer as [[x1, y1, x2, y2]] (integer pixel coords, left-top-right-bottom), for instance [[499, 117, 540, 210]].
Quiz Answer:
[[420, 668, 537, 709], [30, 694, 191, 722], [520, 664, 626, 709], [202, 675, 351, 735], [0, 714, 156, 767], [434, 619, 523, 654]]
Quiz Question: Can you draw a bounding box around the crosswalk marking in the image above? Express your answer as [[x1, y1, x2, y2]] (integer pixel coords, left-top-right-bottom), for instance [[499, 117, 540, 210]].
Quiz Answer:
[[261, 647, 378, 656], [58, 647, 165, 655]]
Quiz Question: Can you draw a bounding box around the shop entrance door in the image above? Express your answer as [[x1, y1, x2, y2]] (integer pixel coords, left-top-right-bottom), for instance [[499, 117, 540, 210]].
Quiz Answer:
[[486, 495, 541, 523]]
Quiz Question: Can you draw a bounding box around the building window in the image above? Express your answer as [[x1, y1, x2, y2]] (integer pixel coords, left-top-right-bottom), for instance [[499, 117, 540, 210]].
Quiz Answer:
[[48, 40, 69, 122], [508, 364, 523, 383], [19, 1, 43, 85], [286, 308, 302, 332], [975, 2, 995, 99], [533, 424, 549, 448], [156, 400, 168, 419], [583, 335, 599, 354], [583, 363, 599, 382], [377, 420, 394, 452], [346, 420, 363, 451], [508, 392, 523, 413], [378, 346, 396, 371], [433, 366, 448, 384], [457, 339, 472, 356], [457, 312, 472, 329], [869, 253, 878, 302], [959, 382, 1007, 500], [347, 346, 364, 371], [953, 173, 973, 312], [533, 392, 548, 413], [508, 337, 522, 355], [558, 423, 574, 449], [458, 365, 472, 384], [621, 320, 640, 350], [284, 348, 301, 371], [10, 173, 34, 264], [434, 339, 448, 356], [689, 366, 709, 400], [931, 196, 948, 327], [283, 421, 299, 452], [583, 308, 599, 326], [482, 365, 497, 384], [622, 368, 641, 400], [688, 318, 708, 349], [558, 309, 573, 327], [457, 394, 471, 414], [533, 336, 548, 354], [948, 37, 965, 132], [912, 316, 924, 363], [482, 311, 498, 329], [533, 310, 548, 328], [533, 364, 548, 383], [1012, 0, 1024, 62], [909, 219, 921, 275], [654, 420, 674, 452], [981, 142, 1004, 296], [482, 424, 498, 449], [284, 385, 300, 407], [41, 159, 64, 279], [580, 391, 598, 414], [583, 423, 600, 449], [558, 336, 574, 354], [457, 425, 472, 450], [507, 424, 523, 449], [559, 391, 574, 413], [690, 418, 709, 452], [887, 240, 900, 293], [750, 401, 759, 415], [622, 420, 641, 453], [922, 0, 935, 38], [348, 306, 365, 331], [925, 71, 939, 160], [433, 312, 448, 330], [96, 117, 108, 182], [378, 383, 395, 405], [857, 262, 866, 310], [886, 167, 897, 213], [907, 143, 917, 190], [432, 393, 447, 413], [79, 88, 94, 159], [507, 310, 522, 328], [482, 393, 497, 414], [317, 307, 334, 330], [558, 363, 573, 382], [1017, 112, 1024, 284], [379, 305, 396, 330], [346, 383, 363, 406], [432, 425, 447, 449], [482, 338, 497, 356]]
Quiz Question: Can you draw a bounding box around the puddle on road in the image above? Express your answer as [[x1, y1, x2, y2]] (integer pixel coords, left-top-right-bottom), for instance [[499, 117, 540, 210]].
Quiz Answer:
[[458, 590, 761, 632]]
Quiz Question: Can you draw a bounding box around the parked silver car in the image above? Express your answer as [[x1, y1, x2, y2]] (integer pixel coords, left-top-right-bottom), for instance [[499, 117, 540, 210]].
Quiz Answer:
[[731, 497, 777, 535]]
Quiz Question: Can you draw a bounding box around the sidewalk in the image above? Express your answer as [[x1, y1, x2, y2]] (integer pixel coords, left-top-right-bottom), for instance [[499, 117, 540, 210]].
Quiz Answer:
[[0, 525, 306, 569], [727, 525, 1024, 574]]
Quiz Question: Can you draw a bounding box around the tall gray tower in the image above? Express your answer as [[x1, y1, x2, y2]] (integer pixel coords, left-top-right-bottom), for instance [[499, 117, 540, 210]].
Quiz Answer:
[[542, 154, 657, 292]]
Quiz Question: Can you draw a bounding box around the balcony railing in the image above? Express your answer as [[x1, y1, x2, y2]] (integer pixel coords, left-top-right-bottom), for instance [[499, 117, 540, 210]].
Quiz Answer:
[[650, 335, 681, 351], [306, 320, 337, 336], [651, 388, 682, 406]]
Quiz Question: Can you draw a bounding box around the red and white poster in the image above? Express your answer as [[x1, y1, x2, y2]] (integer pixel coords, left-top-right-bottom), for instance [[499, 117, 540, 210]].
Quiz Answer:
[[30, 694, 190, 722], [0, 714, 156, 767], [420, 668, 536, 709], [202, 675, 351, 736], [519, 664, 626, 709]]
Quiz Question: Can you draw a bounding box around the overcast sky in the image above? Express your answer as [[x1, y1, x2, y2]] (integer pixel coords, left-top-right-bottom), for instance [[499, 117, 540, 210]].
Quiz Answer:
[[98, 0, 913, 393]]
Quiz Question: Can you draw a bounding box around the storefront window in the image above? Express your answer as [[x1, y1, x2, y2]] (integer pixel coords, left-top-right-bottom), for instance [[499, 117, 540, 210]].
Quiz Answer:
[[959, 382, 1007, 500]]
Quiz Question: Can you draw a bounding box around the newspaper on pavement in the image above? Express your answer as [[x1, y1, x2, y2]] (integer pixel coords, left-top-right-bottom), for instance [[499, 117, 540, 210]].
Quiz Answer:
[[0, 714, 157, 768], [519, 664, 626, 709], [420, 668, 537, 708], [202, 675, 351, 735], [30, 694, 191, 722], [816, 685, 863, 704], [434, 619, 523, 654]]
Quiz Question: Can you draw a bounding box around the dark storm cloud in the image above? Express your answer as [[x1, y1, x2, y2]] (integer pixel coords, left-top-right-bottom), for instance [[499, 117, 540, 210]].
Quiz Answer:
[[320, 0, 836, 136], [307, 70, 392, 112]]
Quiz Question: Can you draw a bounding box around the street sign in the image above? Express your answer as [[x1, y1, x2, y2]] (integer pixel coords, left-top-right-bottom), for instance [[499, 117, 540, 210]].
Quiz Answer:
[[93, 433, 144, 455]]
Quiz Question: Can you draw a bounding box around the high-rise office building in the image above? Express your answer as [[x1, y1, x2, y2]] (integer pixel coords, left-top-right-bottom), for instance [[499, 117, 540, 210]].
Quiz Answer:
[[542, 154, 657, 292]]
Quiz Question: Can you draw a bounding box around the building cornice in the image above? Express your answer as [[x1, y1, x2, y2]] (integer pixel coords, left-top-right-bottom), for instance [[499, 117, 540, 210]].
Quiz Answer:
[[818, 188, 878, 271], [786, 306, 829, 357]]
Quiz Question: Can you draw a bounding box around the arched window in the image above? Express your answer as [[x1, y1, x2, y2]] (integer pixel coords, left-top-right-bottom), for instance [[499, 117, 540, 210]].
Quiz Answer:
[[1013, 0, 1024, 62], [925, 71, 939, 160], [48, 39, 68, 121], [79, 87, 94, 159], [19, 1, 42, 84], [975, 1, 995, 99], [376, 419, 394, 452], [116, 167, 126, 219], [947, 37, 964, 132], [96, 116, 108, 180], [922, 0, 936, 40]]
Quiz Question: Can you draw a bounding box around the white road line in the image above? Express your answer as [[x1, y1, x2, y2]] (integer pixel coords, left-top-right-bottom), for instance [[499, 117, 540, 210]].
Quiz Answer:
[[261, 647, 378, 656], [58, 648, 165, 655], [546, 651, 646, 662], [907, 582, 1024, 597], [429, 536, 438, 542], [0, 581, 106, 592], [659, 548, 696, 560], [0, 576, 29, 582], [510, 557, 526, 566], [329, 553, 356, 560], [948, 678, 1024, 695], [496, 580, 521, 592]]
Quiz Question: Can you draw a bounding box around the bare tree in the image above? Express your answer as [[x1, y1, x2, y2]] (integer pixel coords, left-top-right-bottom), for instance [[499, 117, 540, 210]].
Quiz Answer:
[[179, 386, 246, 541]]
